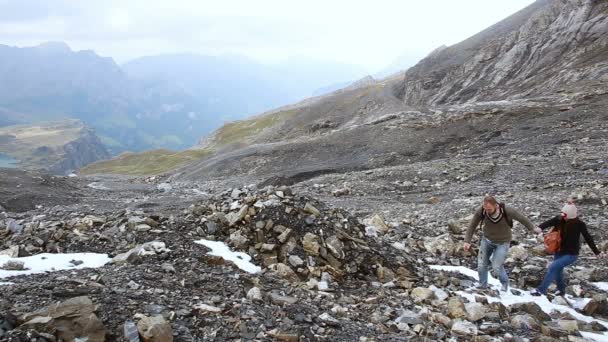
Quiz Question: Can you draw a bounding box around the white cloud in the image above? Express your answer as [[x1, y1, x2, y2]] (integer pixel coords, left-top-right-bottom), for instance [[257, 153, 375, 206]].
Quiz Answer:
[[0, 0, 536, 71]]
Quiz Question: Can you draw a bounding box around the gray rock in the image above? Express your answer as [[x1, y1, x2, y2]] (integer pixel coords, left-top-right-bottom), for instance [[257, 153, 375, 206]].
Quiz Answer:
[[465, 302, 487, 322], [247, 287, 263, 302], [1, 260, 26, 271], [124, 320, 141, 342], [510, 314, 540, 330], [303, 203, 321, 216], [448, 297, 467, 319], [411, 287, 435, 302], [451, 319, 478, 336], [268, 292, 298, 305], [302, 233, 320, 256], [137, 315, 173, 342], [21, 296, 106, 342]]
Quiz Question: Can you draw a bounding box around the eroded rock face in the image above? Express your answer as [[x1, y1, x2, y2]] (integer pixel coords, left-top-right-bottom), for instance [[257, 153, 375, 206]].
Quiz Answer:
[[399, 0, 608, 106]]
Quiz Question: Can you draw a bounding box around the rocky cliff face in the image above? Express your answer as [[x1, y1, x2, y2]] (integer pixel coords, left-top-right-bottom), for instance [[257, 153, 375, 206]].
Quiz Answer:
[[48, 127, 111, 175], [0, 120, 110, 175], [398, 0, 608, 105]]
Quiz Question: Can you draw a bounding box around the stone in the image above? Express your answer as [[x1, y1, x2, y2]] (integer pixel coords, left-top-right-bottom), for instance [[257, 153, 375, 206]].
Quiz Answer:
[[137, 315, 173, 342], [508, 245, 528, 261], [325, 235, 345, 259], [318, 312, 339, 325], [6, 220, 23, 234], [511, 302, 551, 322], [136, 224, 152, 232], [231, 188, 242, 199], [277, 228, 293, 243], [302, 233, 320, 256], [429, 285, 449, 301], [368, 213, 390, 233], [0, 246, 19, 258], [583, 299, 601, 315], [124, 320, 141, 342], [111, 241, 170, 264], [247, 287, 263, 302], [395, 310, 423, 325], [21, 296, 106, 342], [82, 215, 106, 228], [1, 260, 26, 270], [411, 287, 435, 302], [423, 233, 456, 256], [229, 231, 249, 249], [303, 202, 321, 216], [226, 205, 249, 226], [510, 314, 540, 330], [288, 255, 304, 267], [193, 304, 222, 313], [268, 292, 298, 306], [451, 319, 478, 336], [448, 297, 467, 319], [557, 320, 578, 333], [465, 302, 487, 322], [268, 263, 299, 283], [205, 221, 218, 234], [448, 220, 463, 234], [271, 332, 299, 342], [157, 183, 172, 192]]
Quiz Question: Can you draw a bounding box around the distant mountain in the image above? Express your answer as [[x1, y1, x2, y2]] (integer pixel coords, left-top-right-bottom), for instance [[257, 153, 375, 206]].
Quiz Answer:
[[0, 43, 367, 154], [0, 42, 203, 154], [122, 54, 367, 122]]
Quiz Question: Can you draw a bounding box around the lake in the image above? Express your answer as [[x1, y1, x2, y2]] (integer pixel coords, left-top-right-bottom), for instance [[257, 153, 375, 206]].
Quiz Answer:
[[0, 153, 19, 168]]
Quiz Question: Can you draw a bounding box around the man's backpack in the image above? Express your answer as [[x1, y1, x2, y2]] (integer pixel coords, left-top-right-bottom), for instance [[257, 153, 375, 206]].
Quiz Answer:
[[479, 202, 513, 228]]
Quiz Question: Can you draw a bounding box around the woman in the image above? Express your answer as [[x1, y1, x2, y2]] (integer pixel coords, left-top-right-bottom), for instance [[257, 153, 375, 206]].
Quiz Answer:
[[531, 202, 605, 296]]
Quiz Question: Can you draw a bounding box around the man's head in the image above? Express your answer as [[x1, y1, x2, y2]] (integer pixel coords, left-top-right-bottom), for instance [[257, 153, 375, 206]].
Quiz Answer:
[[561, 202, 577, 220], [483, 195, 499, 214]]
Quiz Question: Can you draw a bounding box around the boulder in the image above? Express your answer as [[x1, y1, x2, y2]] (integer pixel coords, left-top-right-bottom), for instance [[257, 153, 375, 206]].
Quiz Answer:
[[20, 296, 106, 342], [451, 319, 478, 336], [137, 315, 173, 342], [423, 234, 456, 256]]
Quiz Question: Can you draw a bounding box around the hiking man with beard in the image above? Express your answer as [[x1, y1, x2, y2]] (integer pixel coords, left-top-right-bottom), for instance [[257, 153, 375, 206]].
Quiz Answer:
[[464, 195, 539, 291]]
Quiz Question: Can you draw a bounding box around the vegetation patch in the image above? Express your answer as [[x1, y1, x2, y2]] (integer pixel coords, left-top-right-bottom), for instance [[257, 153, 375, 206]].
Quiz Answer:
[[79, 148, 211, 176]]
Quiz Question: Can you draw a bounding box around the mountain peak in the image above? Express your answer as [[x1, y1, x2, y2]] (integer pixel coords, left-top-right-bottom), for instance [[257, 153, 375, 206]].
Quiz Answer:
[[35, 41, 72, 53]]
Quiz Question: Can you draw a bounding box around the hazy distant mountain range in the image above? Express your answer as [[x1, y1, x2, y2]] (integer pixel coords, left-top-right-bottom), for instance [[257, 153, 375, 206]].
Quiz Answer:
[[0, 42, 367, 154]]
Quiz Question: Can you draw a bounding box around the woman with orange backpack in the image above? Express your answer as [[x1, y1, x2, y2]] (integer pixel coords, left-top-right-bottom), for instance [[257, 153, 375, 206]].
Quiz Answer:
[[531, 202, 605, 296]]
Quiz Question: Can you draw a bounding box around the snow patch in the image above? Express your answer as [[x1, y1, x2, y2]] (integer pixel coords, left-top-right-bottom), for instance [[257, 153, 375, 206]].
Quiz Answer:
[[0, 282, 14, 286], [195, 239, 261, 274], [0, 253, 111, 279], [593, 282, 608, 292], [429, 265, 608, 336], [87, 182, 110, 190]]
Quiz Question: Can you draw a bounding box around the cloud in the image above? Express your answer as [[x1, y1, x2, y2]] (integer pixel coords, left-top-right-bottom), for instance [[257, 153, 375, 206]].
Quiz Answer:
[[0, 0, 536, 70]]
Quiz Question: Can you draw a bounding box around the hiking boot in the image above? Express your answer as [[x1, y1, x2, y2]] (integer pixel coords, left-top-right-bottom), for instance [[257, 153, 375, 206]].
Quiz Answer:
[[554, 290, 565, 297], [476, 283, 489, 290], [501, 281, 509, 292], [530, 289, 544, 297]]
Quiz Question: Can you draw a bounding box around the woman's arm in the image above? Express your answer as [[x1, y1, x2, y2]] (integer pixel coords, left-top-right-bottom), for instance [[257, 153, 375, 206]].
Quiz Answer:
[[538, 216, 561, 231], [581, 222, 601, 255]]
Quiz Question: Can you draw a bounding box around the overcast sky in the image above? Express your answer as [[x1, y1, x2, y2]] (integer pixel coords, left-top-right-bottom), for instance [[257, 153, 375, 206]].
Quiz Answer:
[[0, 0, 535, 71]]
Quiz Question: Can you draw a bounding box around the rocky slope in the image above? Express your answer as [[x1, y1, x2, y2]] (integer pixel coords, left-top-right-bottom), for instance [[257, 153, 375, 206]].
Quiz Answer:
[[397, 0, 608, 106], [0, 158, 607, 340], [0, 120, 109, 175]]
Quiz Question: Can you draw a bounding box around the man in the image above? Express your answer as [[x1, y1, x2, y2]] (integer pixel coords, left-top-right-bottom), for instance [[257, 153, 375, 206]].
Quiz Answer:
[[464, 195, 540, 291]]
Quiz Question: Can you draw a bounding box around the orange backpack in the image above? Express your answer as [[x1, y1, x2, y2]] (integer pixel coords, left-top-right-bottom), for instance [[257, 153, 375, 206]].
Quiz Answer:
[[544, 220, 563, 254]]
